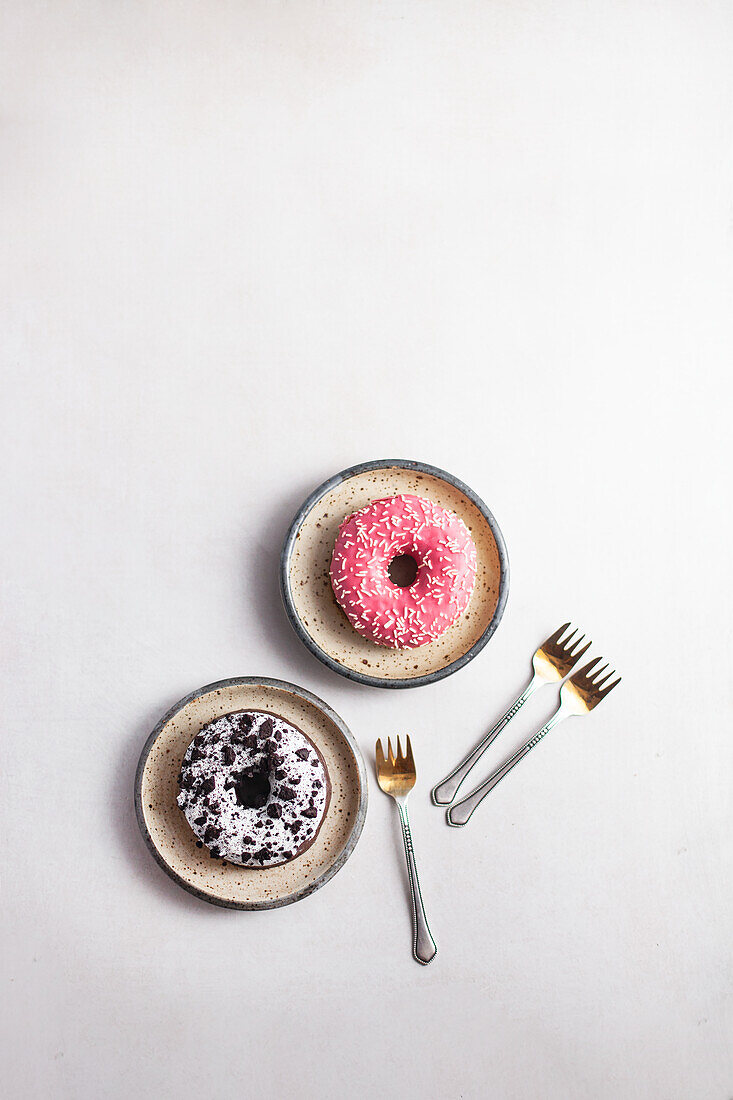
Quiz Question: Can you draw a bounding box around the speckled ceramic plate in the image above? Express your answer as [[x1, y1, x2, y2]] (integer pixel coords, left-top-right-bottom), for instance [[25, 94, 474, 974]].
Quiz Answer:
[[281, 459, 509, 688], [135, 677, 367, 910]]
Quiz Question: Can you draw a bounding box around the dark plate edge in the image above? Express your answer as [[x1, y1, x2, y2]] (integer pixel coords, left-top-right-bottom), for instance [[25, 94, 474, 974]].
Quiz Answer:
[[134, 676, 369, 911], [279, 458, 510, 689]]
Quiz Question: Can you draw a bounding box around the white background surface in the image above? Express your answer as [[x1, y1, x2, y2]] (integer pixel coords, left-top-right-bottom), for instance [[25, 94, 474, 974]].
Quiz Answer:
[[2, 3, 732, 1098]]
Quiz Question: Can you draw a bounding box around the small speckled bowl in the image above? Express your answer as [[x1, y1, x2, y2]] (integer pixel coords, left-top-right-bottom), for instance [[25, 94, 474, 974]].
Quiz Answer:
[[135, 677, 367, 910], [281, 459, 509, 688]]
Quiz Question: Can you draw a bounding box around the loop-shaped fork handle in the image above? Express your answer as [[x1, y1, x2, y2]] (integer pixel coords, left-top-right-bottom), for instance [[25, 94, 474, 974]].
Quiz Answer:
[[446, 708, 568, 827], [431, 675, 542, 806], [397, 801, 437, 965]]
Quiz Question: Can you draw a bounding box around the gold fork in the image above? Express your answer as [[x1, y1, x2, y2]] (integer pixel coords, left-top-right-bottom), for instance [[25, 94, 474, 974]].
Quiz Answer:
[[432, 623, 592, 806], [376, 736, 437, 966], [447, 657, 621, 826]]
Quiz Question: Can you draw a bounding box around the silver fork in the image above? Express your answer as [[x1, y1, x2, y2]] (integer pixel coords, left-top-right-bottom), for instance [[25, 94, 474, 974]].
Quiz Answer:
[[376, 736, 437, 966], [432, 624, 591, 807], [447, 657, 621, 826]]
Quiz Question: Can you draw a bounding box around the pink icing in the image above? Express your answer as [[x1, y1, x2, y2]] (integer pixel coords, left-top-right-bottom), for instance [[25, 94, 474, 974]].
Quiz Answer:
[[330, 493, 478, 649]]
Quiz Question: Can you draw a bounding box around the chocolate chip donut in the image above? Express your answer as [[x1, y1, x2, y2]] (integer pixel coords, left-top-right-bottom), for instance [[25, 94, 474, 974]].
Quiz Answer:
[[176, 710, 330, 867]]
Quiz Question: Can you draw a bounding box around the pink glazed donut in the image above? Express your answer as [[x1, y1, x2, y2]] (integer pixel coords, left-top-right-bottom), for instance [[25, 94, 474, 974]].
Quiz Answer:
[[330, 494, 478, 649]]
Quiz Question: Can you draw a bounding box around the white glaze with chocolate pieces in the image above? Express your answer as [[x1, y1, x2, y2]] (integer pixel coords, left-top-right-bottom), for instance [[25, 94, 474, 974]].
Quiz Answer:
[[176, 710, 330, 867]]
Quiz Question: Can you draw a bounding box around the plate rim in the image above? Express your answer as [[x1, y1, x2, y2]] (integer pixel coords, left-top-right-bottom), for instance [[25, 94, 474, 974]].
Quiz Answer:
[[280, 458, 510, 689], [134, 676, 369, 911]]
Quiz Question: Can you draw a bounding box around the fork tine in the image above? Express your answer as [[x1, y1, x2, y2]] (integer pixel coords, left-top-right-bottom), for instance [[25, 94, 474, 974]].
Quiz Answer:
[[595, 670, 615, 689], [598, 675, 621, 696], [560, 627, 578, 650], [590, 662, 609, 685], [405, 735, 415, 771], [375, 739, 386, 771], [395, 736, 404, 765], [574, 656, 602, 680], [570, 638, 592, 659], [546, 622, 571, 646], [387, 737, 396, 767]]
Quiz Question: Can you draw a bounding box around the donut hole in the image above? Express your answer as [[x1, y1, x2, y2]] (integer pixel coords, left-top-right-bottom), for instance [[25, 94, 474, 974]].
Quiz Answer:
[[234, 768, 271, 809], [388, 553, 419, 588]]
